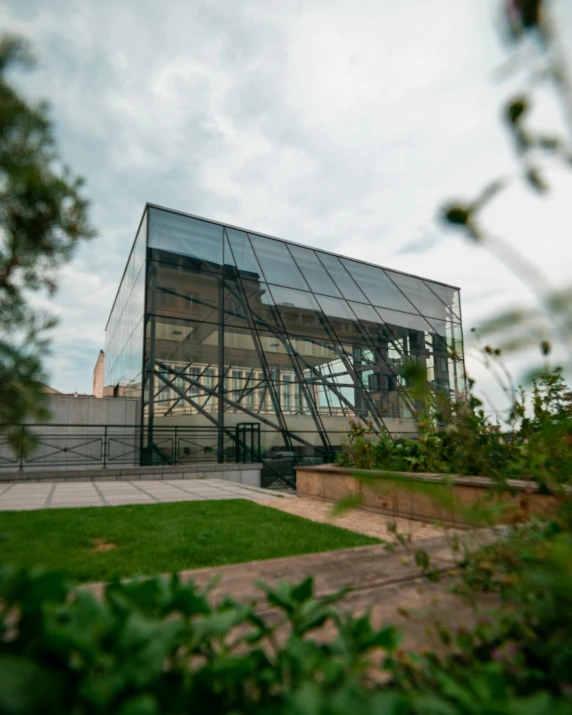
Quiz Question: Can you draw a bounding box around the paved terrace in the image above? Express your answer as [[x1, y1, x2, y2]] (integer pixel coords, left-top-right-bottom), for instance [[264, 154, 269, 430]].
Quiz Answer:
[[0, 478, 291, 511]]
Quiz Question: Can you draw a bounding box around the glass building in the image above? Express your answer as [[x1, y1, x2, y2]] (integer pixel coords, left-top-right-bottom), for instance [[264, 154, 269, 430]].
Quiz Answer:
[[104, 204, 464, 484]]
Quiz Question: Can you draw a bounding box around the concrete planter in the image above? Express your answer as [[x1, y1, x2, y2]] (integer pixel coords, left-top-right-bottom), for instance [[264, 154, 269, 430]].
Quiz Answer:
[[296, 465, 563, 527]]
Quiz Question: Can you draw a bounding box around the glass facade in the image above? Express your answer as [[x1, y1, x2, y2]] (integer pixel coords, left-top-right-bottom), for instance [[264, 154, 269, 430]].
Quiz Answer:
[[105, 204, 465, 478], [104, 212, 146, 398]]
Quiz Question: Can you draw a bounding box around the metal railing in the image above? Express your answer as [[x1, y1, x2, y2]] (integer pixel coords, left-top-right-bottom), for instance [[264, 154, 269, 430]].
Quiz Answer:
[[0, 424, 261, 471]]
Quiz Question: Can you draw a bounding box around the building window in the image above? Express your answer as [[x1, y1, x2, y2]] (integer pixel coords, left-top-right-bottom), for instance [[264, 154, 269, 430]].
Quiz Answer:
[[257, 372, 266, 410], [157, 370, 170, 402], [203, 369, 215, 392], [189, 367, 200, 397], [232, 370, 242, 405], [282, 375, 291, 411], [294, 383, 301, 412], [244, 372, 254, 408], [173, 368, 185, 395]]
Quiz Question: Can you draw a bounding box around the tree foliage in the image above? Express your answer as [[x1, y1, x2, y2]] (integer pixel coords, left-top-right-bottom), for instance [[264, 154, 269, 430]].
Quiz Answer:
[[0, 35, 94, 432]]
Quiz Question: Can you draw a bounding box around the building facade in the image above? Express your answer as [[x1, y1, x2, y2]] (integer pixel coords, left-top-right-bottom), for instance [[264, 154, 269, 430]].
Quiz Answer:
[[92, 350, 105, 398], [104, 204, 464, 478]]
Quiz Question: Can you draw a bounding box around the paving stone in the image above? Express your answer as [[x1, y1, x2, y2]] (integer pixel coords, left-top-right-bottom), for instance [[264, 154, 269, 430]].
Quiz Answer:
[[51, 502, 102, 509], [0, 478, 277, 510], [105, 498, 155, 505], [0, 496, 48, 503]]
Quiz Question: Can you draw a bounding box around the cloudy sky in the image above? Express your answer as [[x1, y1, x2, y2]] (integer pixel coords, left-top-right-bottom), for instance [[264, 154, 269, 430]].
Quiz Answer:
[[3, 0, 572, 416]]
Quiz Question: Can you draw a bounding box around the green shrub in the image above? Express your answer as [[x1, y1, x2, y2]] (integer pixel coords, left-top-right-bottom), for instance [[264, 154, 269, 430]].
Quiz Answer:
[[336, 368, 572, 488], [2, 534, 572, 714]]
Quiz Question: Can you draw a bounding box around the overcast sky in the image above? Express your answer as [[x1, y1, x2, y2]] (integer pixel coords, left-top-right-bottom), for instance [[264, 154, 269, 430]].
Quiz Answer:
[[2, 0, 572, 417]]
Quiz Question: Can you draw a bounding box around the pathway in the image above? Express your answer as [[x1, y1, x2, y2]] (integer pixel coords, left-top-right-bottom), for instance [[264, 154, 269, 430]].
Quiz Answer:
[[256, 495, 443, 541], [87, 528, 503, 651], [0, 478, 291, 510]]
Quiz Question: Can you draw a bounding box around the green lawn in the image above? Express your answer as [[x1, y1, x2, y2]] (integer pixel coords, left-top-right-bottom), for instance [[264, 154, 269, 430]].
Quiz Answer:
[[0, 500, 378, 583]]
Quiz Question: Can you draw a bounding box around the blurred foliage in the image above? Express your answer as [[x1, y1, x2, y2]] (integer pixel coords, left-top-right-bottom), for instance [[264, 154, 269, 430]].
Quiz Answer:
[[389, 504, 572, 709], [442, 0, 572, 367], [0, 35, 94, 442], [336, 364, 572, 487], [1, 557, 572, 714]]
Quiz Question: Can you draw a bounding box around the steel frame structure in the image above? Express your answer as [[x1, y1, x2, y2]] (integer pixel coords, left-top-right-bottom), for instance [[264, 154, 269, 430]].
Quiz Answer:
[[104, 203, 466, 479]]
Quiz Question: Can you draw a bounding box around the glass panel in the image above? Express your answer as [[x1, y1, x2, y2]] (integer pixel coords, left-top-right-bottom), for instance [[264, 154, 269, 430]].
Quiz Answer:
[[148, 207, 223, 267], [422, 280, 461, 321], [151, 259, 220, 324], [424, 316, 449, 339], [188, 367, 201, 397], [314, 295, 372, 347], [314, 295, 357, 322], [311, 355, 356, 388], [266, 285, 331, 337], [248, 234, 308, 290], [288, 245, 343, 298], [225, 229, 263, 279], [150, 362, 219, 418], [132, 211, 147, 279], [347, 301, 382, 325], [341, 258, 414, 312], [282, 375, 292, 411], [153, 316, 220, 370], [258, 330, 341, 380], [223, 279, 251, 328], [239, 279, 282, 331], [104, 211, 146, 397], [224, 325, 267, 373], [386, 270, 450, 321], [315, 252, 368, 302], [258, 332, 302, 376], [374, 305, 434, 335]]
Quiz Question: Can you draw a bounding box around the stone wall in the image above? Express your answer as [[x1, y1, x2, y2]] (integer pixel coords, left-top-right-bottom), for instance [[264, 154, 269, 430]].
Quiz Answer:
[[0, 463, 262, 486], [296, 465, 562, 527]]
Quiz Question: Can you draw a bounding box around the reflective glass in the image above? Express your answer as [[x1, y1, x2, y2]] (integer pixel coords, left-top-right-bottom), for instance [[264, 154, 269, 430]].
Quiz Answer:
[[107, 205, 468, 458], [315, 295, 357, 323], [422, 280, 461, 321], [314, 295, 372, 347], [288, 245, 343, 298], [258, 332, 304, 377], [386, 270, 450, 321], [266, 285, 331, 338], [148, 207, 223, 267], [223, 279, 252, 328], [347, 301, 382, 325], [224, 326, 267, 373], [314, 253, 368, 302], [424, 316, 449, 339], [248, 234, 308, 291], [374, 306, 438, 339], [104, 209, 147, 396], [225, 230, 263, 279], [152, 316, 220, 370], [239, 279, 282, 331], [341, 259, 414, 313], [149, 362, 219, 418], [151, 259, 220, 324]]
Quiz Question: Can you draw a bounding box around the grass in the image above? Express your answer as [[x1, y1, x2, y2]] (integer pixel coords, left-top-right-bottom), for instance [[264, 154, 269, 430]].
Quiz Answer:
[[0, 499, 378, 583]]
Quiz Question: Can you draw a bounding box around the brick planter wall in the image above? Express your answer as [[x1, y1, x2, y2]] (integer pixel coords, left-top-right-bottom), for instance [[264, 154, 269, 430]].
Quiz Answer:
[[296, 465, 563, 527]]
